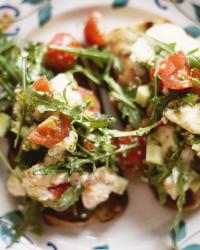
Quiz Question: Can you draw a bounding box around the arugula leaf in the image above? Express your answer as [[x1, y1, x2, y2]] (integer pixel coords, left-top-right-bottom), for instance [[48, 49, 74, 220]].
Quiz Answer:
[[103, 75, 135, 108], [69, 65, 101, 85], [138, 31, 176, 54], [113, 55, 123, 72], [192, 135, 200, 144], [103, 75, 143, 128], [173, 158, 185, 236], [33, 166, 67, 175], [26, 87, 116, 131], [25, 42, 54, 83], [153, 41, 176, 54], [181, 93, 198, 104], [107, 121, 161, 137], [14, 53, 28, 148], [0, 75, 14, 97], [0, 34, 25, 110], [49, 45, 115, 68], [118, 102, 142, 129], [142, 164, 169, 204], [26, 87, 82, 119], [0, 147, 18, 176], [150, 91, 180, 124], [0, 55, 21, 83], [33, 143, 138, 176], [187, 48, 200, 69], [143, 149, 181, 202], [144, 140, 185, 239], [0, 34, 18, 54], [85, 115, 115, 129], [43, 187, 82, 212], [10, 200, 43, 246], [21, 52, 28, 91]]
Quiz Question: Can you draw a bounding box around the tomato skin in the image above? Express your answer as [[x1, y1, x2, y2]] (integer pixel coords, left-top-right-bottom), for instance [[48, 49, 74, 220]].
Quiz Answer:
[[84, 13, 106, 47], [48, 183, 71, 199], [27, 113, 71, 146], [115, 136, 146, 168], [44, 33, 80, 72], [84, 140, 95, 150], [158, 51, 192, 90], [33, 76, 52, 94], [78, 87, 101, 113]]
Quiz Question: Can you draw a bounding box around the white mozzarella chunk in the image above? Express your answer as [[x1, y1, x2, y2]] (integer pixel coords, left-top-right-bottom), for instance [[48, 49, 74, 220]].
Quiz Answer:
[[44, 131, 78, 165], [130, 37, 155, 64], [164, 167, 189, 200], [81, 167, 128, 209], [164, 168, 179, 200], [130, 23, 200, 65], [50, 73, 71, 93], [164, 105, 200, 135], [50, 73, 83, 106], [22, 164, 67, 201], [82, 182, 112, 210], [146, 23, 200, 53], [64, 88, 83, 106]]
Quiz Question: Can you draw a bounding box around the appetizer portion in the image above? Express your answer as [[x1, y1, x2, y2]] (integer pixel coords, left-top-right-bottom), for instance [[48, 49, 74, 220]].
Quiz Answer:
[[107, 21, 200, 232], [4, 67, 132, 228], [0, 21, 146, 243]]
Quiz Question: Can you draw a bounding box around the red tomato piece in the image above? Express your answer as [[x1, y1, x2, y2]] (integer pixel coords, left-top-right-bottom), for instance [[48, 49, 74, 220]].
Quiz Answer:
[[158, 51, 192, 90], [115, 136, 146, 168], [84, 12, 106, 47], [78, 87, 101, 113], [84, 140, 95, 150], [48, 183, 71, 199], [33, 76, 52, 94], [27, 113, 71, 146], [44, 33, 80, 72]]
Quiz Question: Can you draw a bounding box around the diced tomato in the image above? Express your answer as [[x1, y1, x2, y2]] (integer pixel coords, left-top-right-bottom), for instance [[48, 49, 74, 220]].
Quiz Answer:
[[84, 12, 106, 47], [44, 33, 80, 72], [33, 76, 52, 94], [149, 67, 156, 84], [48, 183, 71, 199], [84, 139, 95, 150], [149, 67, 164, 93], [115, 136, 146, 169], [78, 86, 101, 113], [27, 113, 71, 146], [158, 51, 192, 90]]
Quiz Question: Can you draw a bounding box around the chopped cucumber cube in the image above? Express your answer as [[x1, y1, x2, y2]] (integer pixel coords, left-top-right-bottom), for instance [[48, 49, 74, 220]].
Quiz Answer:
[[113, 176, 128, 195], [0, 112, 10, 137], [135, 85, 151, 108], [146, 144, 163, 165]]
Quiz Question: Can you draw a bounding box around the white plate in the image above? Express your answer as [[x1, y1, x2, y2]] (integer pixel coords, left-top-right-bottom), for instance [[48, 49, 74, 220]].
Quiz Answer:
[[1, 1, 200, 250]]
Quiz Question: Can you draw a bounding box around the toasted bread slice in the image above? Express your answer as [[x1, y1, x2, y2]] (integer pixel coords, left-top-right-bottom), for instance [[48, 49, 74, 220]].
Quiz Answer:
[[166, 189, 200, 212], [43, 193, 128, 226]]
